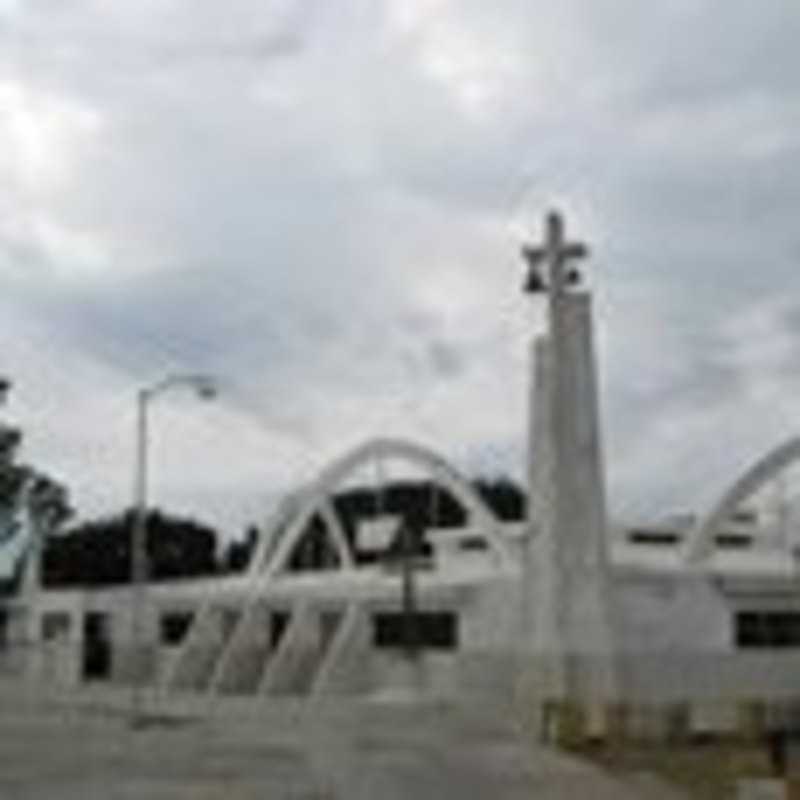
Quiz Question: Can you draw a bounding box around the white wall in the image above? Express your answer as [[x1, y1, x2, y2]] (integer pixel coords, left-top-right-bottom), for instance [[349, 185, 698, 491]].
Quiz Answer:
[[612, 569, 731, 654]]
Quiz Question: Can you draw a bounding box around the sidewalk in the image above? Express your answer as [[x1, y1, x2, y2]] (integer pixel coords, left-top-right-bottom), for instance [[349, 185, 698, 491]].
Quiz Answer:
[[0, 680, 686, 799]]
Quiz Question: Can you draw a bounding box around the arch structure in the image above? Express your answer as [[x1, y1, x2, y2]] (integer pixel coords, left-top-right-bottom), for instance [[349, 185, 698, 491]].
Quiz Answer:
[[162, 437, 514, 695], [684, 437, 800, 565], [251, 436, 514, 578]]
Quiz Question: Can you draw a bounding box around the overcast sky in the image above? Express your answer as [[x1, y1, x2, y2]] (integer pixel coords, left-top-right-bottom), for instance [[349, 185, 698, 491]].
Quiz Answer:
[[2, 0, 800, 545]]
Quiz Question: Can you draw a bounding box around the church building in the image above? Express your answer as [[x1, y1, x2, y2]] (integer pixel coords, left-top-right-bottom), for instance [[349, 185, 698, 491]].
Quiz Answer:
[[4, 211, 800, 735]]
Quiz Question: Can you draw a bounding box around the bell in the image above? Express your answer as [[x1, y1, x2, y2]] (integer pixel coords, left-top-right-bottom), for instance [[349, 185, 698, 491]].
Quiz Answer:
[[566, 268, 581, 286], [524, 268, 548, 294]]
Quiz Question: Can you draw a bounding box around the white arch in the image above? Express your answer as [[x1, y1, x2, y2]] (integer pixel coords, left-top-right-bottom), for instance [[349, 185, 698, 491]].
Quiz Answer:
[[246, 490, 304, 575], [264, 437, 513, 577], [246, 490, 354, 575], [684, 437, 800, 564], [164, 437, 514, 694]]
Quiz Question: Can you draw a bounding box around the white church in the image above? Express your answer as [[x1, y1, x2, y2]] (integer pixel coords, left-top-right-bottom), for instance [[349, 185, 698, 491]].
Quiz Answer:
[[4, 210, 800, 734]]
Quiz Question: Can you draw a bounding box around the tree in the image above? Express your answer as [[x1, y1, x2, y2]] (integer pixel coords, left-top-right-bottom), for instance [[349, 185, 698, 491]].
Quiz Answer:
[[43, 508, 220, 587], [0, 379, 72, 585], [286, 476, 527, 570], [0, 424, 25, 509], [220, 525, 258, 573], [473, 476, 527, 522]]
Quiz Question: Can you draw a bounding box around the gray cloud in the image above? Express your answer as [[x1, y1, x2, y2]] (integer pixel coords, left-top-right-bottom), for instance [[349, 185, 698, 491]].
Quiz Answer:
[[2, 0, 800, 545]]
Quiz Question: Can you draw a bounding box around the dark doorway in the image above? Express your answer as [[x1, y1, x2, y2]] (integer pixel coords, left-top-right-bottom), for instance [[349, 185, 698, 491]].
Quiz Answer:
[[82, 612, 111, 680], [270, 611, 290, 649]]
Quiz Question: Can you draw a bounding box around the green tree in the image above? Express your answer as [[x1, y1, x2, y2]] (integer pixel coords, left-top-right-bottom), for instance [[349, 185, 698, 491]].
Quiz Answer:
[[220, 524, 258, 573], [44, 508, 219, 586], [0, 379, 72, 578]]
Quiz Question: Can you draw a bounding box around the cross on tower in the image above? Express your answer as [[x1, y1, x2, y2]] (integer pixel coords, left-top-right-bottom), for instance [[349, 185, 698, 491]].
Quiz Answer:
[[521, 210, 589, 298]]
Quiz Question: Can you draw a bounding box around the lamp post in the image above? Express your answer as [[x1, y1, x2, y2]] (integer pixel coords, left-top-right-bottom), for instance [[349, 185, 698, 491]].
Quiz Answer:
[[130, 373, 216, 724]]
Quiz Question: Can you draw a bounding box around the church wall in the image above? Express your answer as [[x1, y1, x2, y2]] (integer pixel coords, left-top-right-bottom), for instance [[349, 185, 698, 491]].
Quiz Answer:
[[612, 570, 730, 654], [16, 554, 800, 708], [610, 568, 800, 703], [448, 574, 534, 705], [27, 590, 84, 689], [17, 582, 223, 688], [459, 576, 524, 652]]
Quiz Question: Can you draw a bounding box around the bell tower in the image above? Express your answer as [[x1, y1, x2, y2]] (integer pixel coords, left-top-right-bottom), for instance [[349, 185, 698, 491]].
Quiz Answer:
[[522, 210, 617, 703]]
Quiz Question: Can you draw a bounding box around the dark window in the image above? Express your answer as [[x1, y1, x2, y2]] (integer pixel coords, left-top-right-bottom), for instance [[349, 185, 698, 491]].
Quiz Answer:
[[460, 537, 488, 552], [372, 611, 458, 650], [160, 612, 194, 645], [736, 612, 800, 648], [42, 612, 71, 641], [628, 530, 681, 546], [714, 533, 753, 549]]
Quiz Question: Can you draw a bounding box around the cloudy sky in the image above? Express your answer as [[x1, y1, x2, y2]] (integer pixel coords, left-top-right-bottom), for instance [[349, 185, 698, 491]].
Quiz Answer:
[[2, 0, 800, 546]]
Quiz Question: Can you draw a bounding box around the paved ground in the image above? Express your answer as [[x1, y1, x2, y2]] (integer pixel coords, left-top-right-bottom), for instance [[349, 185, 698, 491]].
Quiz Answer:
[[0, 684, 684, 799]]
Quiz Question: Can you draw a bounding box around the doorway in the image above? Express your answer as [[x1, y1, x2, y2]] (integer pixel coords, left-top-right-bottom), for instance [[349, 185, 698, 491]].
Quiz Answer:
[[82, 612, 111, 681]]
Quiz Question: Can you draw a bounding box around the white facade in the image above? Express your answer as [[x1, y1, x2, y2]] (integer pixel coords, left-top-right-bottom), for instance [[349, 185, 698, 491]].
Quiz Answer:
[[7, 505, 800, 715], [5, 209, 800, 731]]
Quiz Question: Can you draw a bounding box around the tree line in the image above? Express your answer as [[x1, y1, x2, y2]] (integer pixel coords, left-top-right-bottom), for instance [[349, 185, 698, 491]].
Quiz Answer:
[[2, 378, 527, 589], [38, 476, 525, 587]]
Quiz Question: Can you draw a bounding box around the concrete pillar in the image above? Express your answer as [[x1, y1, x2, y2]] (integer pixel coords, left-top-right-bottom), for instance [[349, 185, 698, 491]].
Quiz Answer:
[[531, 291, 617, 703], [525, 336, 564, 698]]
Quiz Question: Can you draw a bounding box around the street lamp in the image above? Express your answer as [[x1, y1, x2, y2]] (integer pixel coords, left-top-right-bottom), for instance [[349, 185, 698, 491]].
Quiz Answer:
[[130, 373, 217, 724]]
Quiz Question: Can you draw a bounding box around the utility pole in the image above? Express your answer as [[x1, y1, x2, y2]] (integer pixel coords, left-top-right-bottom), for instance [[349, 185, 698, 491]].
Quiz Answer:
[[399, 519, 419, 661], [129, 388, 149, 723], [129, 374, 217, 726]]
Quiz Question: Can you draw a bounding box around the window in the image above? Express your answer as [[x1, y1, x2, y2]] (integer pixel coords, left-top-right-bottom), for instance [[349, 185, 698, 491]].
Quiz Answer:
[[459, 537, 488, 552], [735, 612, 800, 648], [160, 612, 194, 645], [730, 509, 758, 525], [714, 533, 753, 549], [42, 612, 71, 641], [628, 530, 681, 546], [372, 611, 458, 650]]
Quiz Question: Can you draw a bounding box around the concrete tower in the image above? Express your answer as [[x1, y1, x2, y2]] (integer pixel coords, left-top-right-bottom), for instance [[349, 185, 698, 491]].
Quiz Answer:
[[522, 211, 617, 703]]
